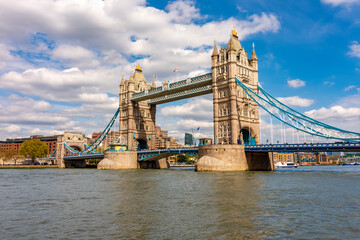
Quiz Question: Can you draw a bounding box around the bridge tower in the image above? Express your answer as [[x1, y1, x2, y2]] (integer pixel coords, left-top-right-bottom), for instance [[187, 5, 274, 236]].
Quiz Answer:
[[212, 27, 260, 145], [119, 65, 156, 151]]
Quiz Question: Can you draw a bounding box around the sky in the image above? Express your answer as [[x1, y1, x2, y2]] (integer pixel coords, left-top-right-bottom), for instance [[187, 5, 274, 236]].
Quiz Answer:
[[0, 0, 360, 144]]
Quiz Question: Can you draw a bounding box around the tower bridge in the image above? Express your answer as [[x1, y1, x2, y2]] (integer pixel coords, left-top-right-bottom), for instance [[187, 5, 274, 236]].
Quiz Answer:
[[57, 27, 360, 171]]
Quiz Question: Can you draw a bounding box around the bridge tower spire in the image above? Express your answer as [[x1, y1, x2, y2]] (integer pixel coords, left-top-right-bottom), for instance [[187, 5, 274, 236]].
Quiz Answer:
[[212, 28, 260, 145]]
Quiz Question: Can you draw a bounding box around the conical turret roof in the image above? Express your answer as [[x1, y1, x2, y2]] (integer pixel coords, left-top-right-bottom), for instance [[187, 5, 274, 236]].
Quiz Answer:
[[151, 75, 156, 88], [212, 40, 219, 56], [226, 27, 242, 51], [129, 71, 134, 83], [133, 65, 147, 90], [120, 74, 125, 86], [250, 43, 257, 61]]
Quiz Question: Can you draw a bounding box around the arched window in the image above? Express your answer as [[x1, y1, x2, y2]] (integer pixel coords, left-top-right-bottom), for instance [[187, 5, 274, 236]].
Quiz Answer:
[[244, 104, 249, 117]]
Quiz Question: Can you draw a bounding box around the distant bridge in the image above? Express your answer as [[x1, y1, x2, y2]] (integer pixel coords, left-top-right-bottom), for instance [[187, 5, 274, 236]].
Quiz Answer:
[[245, 142, 360, 152], [62, 142, 360, 162], [63, 148, 198, 161]]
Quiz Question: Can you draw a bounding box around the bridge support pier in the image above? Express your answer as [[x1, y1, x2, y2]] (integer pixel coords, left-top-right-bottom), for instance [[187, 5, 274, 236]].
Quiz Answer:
[[196, 145, 273, 171], [97, 151, 138, 169], [139, 158, 170, 169]]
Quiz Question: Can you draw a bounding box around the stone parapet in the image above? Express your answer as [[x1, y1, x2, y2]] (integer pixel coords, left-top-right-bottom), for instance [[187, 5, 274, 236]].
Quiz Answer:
[[97, 151, 138, 169]]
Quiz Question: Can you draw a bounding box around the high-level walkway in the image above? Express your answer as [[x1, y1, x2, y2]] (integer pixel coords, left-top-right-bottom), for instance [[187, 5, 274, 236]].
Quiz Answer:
[[131, 73, 212, 104]]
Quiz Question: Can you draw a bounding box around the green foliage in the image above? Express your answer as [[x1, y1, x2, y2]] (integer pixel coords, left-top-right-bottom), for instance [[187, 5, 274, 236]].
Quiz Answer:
[[175, 154, 199, 164], [175, 154, 186, 162], [20, 139, 48, 165], [4, 149, 19, 160], [96, 147, 105, 153]]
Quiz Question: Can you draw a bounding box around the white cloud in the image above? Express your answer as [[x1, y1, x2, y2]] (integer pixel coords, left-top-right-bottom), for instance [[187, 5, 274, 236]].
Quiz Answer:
[[305, 106, 360, 121], [166, 0, 201, 24], [323, 81, 335, 87], [348, 41, 360, 58], [0, 67, 119, 103], [6, 124, 21, 133], [0, 0, 281, 140], [52, 45, 100, 68], [276, 96, 314, 107], [303, 105, 360, 133], [345, 85, 357, 91], [321, 0, 360, 6], [161, 97, 213, 120], [157, 95, 214, 142], [336, 89, 360, 107], [52, 45, 95, 60], [287, 79, 306, 88]]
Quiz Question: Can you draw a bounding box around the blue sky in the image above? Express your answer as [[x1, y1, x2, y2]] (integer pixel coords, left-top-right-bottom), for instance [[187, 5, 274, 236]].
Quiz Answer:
[[0, 0, 359, 143]]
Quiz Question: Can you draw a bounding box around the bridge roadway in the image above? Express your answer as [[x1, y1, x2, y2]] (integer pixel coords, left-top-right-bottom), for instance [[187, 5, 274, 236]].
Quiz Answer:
[[62, 142, 360, 161]]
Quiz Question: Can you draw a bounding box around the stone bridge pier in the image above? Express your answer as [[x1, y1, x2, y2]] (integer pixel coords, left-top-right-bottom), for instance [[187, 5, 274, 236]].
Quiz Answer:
[[196, 144, 273, 171], [98, 150, 170, 169]]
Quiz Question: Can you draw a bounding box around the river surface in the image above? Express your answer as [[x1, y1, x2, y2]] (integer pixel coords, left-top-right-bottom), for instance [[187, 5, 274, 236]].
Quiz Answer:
[[0, 165, 359, 239]]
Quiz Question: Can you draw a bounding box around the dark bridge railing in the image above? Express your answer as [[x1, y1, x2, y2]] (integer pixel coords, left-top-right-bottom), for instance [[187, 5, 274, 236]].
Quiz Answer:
[[62, 142, 360, 161], [245, 142, 360, 152], [138, 148, 199, 161]]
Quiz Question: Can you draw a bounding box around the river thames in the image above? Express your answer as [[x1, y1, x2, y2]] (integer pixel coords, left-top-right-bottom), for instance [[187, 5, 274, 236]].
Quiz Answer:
[[0, 166, 359, 239]]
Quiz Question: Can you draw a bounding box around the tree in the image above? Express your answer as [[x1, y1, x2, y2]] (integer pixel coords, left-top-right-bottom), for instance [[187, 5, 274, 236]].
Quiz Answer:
[[175, 154, 186, 163], [20, 139, 48, 165]]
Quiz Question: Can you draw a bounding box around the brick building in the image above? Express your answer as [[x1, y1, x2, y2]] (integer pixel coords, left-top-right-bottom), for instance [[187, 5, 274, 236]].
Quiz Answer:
[[296, 152, 329, 165], [0, 135, 59, 157], [154, 125, 182, 149], [272, 152, 294, 162]]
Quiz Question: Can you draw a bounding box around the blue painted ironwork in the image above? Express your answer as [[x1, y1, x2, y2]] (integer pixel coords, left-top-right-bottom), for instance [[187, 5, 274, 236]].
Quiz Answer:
[[235, 76, 360, 142], [64, 153, 104, 160], [64, 108, 120, 155], [64, 142, 80, 155], [137, 148, 198, 161], [246, 142, 360, 152], [258, 85, 360, 135], [63, 141, 360, 162], [84, 143, 101, 153], [49, 148, 56, 157]]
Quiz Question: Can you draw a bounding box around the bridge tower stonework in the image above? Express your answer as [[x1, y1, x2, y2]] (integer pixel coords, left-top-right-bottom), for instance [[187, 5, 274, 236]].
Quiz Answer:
[[196, 28, 272, 171], [56, 132, 87, 168], [119, 65, 156, 151], [212, 28, 260, 145]]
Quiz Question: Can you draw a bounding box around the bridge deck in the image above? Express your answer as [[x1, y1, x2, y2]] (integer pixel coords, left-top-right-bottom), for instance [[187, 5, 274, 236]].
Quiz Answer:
[[245, 142, 360, 152], [62, 143, 360, 161]]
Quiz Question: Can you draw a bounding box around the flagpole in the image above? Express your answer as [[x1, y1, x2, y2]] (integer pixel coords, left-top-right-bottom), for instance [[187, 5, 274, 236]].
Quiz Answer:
[[199, 128, 201, 145], [174, 68, 178, 81]]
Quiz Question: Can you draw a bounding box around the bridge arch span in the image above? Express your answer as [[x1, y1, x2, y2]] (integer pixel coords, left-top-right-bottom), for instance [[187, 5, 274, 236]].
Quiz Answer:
[[69, 145, 82, 151], [240, 127, 258, 145], [136, 138, 148, 150]]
